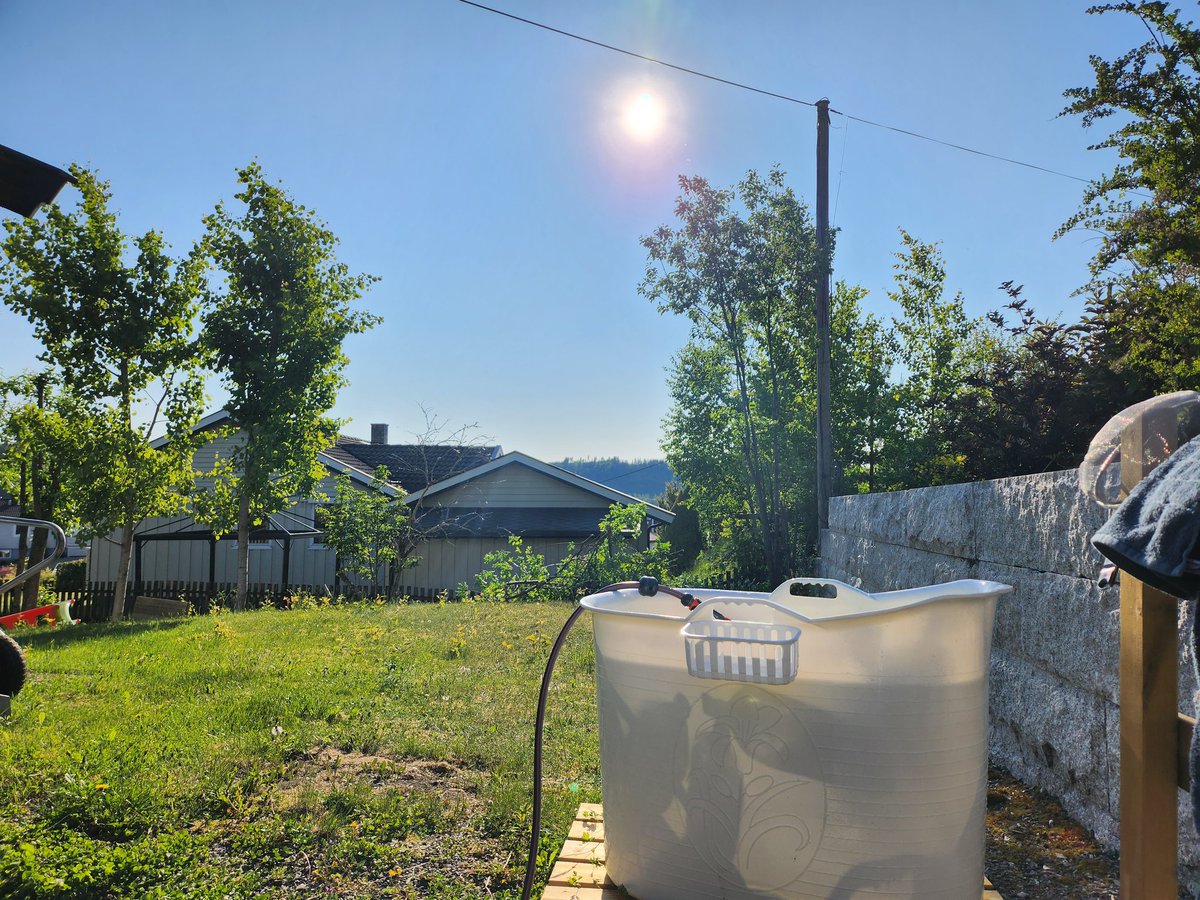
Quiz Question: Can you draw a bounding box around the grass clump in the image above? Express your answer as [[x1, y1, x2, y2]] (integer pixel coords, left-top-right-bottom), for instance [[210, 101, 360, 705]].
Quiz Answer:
[[0, 602, 599, 897]]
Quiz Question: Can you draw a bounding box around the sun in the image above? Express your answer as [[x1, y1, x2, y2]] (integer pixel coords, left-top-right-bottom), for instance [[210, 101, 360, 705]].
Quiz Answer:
[[623, 92, 664, 141]]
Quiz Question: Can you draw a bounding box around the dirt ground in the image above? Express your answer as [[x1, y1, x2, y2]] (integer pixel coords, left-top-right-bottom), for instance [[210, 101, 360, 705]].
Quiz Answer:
[[986, 766, 1120, 900]]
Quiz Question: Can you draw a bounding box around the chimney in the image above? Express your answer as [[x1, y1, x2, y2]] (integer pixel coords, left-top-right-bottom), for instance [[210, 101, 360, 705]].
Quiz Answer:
[[370, 423, 389, 445]]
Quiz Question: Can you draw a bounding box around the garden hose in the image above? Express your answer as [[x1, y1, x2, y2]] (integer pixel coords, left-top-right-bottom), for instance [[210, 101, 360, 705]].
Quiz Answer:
[[519, 577, 695, 900]]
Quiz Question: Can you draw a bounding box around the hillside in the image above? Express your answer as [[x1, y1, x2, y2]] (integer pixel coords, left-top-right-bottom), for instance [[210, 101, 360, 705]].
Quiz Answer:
[[552, 457, 676, 502]]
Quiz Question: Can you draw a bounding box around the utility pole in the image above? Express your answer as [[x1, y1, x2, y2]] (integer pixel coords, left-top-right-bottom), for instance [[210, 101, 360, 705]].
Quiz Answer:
[[815, 98, 833, 530]]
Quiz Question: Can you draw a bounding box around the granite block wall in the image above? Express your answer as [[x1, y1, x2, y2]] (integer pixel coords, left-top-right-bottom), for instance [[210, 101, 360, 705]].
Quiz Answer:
[[818, 469, 1200, 886]]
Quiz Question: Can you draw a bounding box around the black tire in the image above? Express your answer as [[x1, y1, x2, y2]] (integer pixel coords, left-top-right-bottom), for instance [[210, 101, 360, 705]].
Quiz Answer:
[[0, 630, 26, 697]]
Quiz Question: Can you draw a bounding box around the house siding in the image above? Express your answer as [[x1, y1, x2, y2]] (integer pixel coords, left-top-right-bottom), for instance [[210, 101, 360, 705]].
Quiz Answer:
[[87, 469, 359, 589], [397, 535, 578, 596], [428, 463, 613, 509]]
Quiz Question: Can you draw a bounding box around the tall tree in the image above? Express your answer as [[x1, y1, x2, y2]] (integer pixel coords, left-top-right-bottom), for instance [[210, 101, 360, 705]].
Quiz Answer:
[[1061, 2, 1200, 395], [832, 284, 899, 494], [0, 168, 205, 621], [885, 231, 984, 487], [199, 163, 379, 608], [642, 169, 826, 583]]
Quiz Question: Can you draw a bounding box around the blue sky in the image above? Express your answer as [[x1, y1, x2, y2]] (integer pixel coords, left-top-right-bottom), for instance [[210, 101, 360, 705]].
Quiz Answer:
[[3, 1, 1141, 460]]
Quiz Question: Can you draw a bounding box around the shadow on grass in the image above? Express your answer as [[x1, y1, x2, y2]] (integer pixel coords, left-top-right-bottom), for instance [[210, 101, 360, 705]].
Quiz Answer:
[[10, 616, 195, 649]]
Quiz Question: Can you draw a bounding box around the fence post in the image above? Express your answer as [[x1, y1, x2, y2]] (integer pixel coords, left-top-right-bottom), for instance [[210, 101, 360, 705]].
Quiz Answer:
[[1119, 406, 1181, 899]]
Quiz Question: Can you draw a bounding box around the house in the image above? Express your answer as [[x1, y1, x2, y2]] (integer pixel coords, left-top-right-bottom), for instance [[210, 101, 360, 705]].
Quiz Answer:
[[86, 412, 674, 598]]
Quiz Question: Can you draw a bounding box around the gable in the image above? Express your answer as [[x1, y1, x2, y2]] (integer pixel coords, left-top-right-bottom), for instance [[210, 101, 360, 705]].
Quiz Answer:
[[427, 462, 613, 509]]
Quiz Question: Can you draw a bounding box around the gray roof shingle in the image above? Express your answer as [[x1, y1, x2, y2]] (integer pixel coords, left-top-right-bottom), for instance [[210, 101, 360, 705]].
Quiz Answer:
[[329, 440, 501, 493]]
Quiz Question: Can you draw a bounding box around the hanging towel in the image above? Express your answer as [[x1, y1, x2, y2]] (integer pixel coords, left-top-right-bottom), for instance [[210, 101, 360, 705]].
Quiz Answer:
[[1091, 434, 1200, 835], [1092, 433, 1200, 603]]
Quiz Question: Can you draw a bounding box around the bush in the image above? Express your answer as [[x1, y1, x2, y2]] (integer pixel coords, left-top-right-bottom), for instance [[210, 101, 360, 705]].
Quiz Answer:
[[54, 558, 87, 590], [473, 504, 673, 602]]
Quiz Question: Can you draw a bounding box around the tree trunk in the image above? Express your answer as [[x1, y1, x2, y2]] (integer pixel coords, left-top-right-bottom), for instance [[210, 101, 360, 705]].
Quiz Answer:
[[20, 527, 48, 611], [111, 524, 135, 622], [235, 491, 251, 610]]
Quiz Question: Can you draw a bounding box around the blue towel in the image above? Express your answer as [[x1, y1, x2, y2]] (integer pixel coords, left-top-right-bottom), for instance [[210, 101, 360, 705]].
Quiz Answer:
[[1092, 434, 1200, 602]]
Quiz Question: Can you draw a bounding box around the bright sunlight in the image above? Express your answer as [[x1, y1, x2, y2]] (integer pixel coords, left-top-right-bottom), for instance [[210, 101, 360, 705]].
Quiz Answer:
[[622, 91, 664, 141]]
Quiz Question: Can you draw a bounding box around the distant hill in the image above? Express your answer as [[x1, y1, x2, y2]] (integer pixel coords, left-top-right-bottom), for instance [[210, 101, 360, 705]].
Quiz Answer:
[[552, 457, 676, 503]]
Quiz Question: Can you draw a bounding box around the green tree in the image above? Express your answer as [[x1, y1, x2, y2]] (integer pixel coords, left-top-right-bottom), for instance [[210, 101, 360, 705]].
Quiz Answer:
[[948, 284, 1097, 480], [198, 163, 379, 609], [0, 373, 84, 609], [884, 231, 985, 487], [656, 482, 704, 576], [0, 168, 206, 621], [320, 466, 414, 597], [642, 169, 826, 584], [1061, 2, 1200, 394], [831, 283, 899, 494]]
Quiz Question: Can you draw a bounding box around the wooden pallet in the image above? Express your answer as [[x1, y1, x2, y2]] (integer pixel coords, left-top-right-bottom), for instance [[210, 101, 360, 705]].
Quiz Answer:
[[542, 803, 1004, 899]]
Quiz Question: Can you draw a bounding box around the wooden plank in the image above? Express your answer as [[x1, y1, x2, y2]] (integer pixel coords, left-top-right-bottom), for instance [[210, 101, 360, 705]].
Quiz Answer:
[[558, 839, 605, 863], [576, 802, 603, 821], [547, 859, 608, 889], [1118, 406, 1180, 900], [131, 595, 190, 621], [541, 887, 624, 900], [566, 819, 605, 842]]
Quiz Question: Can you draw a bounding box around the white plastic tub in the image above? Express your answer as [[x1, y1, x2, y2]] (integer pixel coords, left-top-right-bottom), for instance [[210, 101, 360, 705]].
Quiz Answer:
[[579, 576, 1012, 900]]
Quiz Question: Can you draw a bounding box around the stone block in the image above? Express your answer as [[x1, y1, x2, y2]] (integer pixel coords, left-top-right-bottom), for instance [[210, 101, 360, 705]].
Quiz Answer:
[[825, 533, 962, 593], [988, 650, 1112, 836], [974, 470, 1109, 579], [979, 561, 1120, 702], [827, 482, 976, 557]]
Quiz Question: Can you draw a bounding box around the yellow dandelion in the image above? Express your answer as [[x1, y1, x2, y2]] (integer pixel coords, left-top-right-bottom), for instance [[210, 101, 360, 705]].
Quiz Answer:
[[94, 783, 108, 790]]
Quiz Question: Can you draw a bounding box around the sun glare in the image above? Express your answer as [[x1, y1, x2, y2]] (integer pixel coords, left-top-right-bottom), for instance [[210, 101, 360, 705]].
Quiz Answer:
[[623, 92, 664, 141]]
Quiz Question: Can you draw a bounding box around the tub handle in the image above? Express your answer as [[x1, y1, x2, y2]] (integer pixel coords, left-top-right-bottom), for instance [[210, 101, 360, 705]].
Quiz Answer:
[[767, 577, 874, 607]]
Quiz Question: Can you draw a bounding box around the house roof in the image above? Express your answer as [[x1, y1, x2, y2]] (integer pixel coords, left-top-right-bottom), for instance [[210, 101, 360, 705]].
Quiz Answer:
[[327, 439, 502, 493], [403, 451, 675, 523], [159, 412, 669, 520]]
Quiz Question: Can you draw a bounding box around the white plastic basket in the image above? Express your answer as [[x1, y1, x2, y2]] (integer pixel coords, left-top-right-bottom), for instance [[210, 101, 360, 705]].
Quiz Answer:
[[681, 618, 801, 685]]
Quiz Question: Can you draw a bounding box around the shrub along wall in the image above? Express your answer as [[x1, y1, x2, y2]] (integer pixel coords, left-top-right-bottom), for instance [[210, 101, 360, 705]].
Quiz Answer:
[[819, 470, 1200, 886]]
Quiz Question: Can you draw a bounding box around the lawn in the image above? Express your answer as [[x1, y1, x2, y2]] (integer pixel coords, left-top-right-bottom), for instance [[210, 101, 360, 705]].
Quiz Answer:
[[0, 600, 600, 898]]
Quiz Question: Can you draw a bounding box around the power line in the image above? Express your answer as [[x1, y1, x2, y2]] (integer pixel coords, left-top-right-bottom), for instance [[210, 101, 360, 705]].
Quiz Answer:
[[829, 109, 1092, 185], [457, 0, 816, 110], [458, 0, 1100, 188]]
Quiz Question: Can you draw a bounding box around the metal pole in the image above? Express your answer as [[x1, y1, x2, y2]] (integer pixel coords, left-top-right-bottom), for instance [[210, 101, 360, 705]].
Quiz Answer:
[[815, 98, 833, 530]]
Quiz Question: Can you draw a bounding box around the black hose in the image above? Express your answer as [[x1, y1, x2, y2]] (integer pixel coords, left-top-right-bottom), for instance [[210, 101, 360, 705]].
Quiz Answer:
[[519, 602, 586, 900], [519, 578, 694, 899]]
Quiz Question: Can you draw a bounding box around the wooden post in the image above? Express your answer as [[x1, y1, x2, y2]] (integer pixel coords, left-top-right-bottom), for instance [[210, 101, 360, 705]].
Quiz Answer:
[[281, 537, 292, 601], [134, 538, 143, 605], [1119, 406, 1181, 898], [207, 536, 216, 606], [815, 98, 832, 530]]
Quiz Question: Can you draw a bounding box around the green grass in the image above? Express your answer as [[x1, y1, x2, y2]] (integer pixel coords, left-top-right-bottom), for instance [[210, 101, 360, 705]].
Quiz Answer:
[[0, 601, 600, 898]]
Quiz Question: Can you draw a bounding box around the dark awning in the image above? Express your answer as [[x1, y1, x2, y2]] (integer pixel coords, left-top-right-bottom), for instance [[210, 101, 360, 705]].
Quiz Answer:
[[0, 144, 76, 218]]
